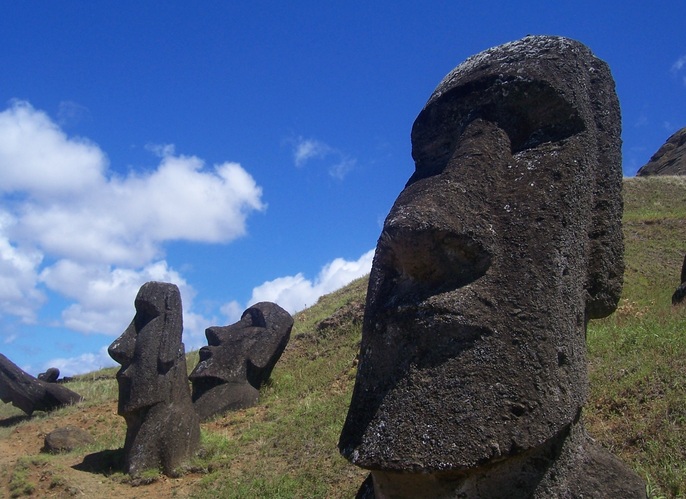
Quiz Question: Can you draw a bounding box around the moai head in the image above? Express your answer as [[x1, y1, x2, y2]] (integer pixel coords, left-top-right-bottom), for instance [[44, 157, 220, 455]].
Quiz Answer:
[[339, 35, 623, 474], [108, 281, 185, 416], [189, 302, 293, 420]]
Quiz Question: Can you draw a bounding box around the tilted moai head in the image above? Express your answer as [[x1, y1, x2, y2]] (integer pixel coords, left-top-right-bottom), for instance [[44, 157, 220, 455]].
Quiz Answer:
[[108, 281, 200, 476], [339, 36, 631, 495], [189, 302, 293, 421]]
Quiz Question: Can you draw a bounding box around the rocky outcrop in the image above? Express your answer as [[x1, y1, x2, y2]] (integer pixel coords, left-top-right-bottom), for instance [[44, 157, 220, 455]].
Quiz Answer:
[[189, 302, 293, 421], [43, 426, 94, 453], [637, 126, 686, 176], [316, 300, 364, 332], [339, 35, 645, 498], [108, 281, 200, 477], [0, 354, 83, 415]]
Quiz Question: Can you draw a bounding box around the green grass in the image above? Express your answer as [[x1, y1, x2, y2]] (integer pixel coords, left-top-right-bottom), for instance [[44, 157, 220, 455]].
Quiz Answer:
[[583, 176, 686, 498], [623, 176, 686, 222], [7, 456, 53, 498], [588, 308, 686, 497]]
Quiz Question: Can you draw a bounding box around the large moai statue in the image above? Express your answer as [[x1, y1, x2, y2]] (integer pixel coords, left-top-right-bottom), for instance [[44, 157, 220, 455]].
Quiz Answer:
[[339, 36, 646, 498], [189, 302, 293, 421], [108, 281, 200, 477]]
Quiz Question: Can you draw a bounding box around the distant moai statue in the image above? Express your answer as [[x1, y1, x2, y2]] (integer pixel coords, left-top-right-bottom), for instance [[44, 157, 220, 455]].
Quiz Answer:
[[108, 281, 200, 476], [339, 36, 646, 498], [189, 302, 293, 421]]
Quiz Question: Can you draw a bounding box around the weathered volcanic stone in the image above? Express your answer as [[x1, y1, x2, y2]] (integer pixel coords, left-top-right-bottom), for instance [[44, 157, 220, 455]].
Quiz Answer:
[[38, 367, 60, 383], [339, 35, 645, 497], [0, 354, 82, 415], [189, 302, 293, 421], [108, 281, 200, 477], [637, 126, 686, 176], [43, 426, 94, 453]]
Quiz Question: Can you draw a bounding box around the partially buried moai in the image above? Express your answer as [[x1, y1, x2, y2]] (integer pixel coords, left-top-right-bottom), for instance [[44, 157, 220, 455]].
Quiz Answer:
[[108, 281, 200, 477], [339, 36, 646, 498], [189, 302, 293, 421]]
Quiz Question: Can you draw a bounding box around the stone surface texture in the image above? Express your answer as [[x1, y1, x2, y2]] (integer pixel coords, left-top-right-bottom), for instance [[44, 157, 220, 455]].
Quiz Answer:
[[108, 281, 200, 476], [637, 126, 686, 176], [189, 302, 293, 421], [38, 367, 60, 383], [0, 354, 82, 415], [339, 35, 645, 497], [43, 426, 95, 453]]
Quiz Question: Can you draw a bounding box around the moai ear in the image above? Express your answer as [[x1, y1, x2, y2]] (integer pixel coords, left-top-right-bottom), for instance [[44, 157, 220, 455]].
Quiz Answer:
[[585, 57, 624, 320], [157, 334, 181, 374], [157, 286, 184, 373]]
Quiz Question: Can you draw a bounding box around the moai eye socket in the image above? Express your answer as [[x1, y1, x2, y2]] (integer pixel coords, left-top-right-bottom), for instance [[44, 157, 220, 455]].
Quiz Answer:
[[409, 78, 585, 185], [379, 228, 492, 305]]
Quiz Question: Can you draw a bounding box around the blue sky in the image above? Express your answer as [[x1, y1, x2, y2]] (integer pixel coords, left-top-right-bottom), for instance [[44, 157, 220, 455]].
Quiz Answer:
[[0, 1, 684, 376]]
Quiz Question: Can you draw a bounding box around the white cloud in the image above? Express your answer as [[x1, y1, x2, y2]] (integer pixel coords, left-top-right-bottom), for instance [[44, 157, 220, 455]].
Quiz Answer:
[[246, 249, 374, 314], [39, 259, 197, 335], [0, 100, 265, 346], [291, 136, 357, 179], [329, 157, 357, 180], [633, 114, 648, 128], [183, 309, 216, 352], [671, 55, 686, 73], [146, 142, 176, 158], [0, 101, 106, 197], [293, 138, 332, 167], [10, 150, 265, 267], [45, 346, 117, 378], [671, 55, 686, 86], [0, 212, 44, 323], [220, 300, 243, 323], [2, 101, 265, 268], [57, 101, 90, 127]]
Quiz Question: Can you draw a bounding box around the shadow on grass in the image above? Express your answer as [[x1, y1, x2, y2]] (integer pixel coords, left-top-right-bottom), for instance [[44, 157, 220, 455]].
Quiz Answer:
[[73, 448, 125, 476], [0, 414, 31, 427]]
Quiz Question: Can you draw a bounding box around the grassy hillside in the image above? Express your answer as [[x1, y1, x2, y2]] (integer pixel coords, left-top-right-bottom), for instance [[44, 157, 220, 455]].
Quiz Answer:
[[0, 176, 684, 498], [586, 176, 686, 498]]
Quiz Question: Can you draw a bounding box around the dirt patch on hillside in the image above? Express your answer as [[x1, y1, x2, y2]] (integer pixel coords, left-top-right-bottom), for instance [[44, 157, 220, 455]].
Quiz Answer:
[[0, 402, 205, 498]]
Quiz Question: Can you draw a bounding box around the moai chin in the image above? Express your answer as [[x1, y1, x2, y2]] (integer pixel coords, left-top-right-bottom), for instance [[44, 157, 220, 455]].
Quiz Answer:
[[108, 281, 200, 477], [339, 36, 646, 498]]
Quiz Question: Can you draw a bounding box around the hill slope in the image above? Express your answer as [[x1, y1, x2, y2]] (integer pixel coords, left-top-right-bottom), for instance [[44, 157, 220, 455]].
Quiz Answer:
[[0, 177, 684, 498]]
